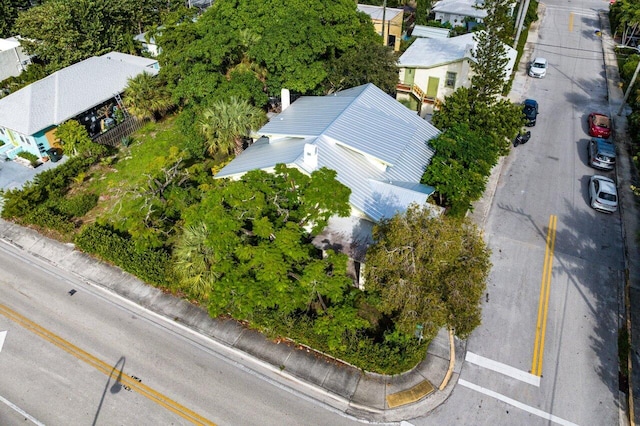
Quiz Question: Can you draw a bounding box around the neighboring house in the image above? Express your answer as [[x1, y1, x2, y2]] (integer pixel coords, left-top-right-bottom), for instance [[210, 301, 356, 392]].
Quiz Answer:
[[0, 52, 158, 161], [215, 83, 442, 285], [432, 0, 488, 27], [134, 32, 161, 58], [0, 37, 33, 82], [357, 4, 404, 51], [396, 32, 517, 114]]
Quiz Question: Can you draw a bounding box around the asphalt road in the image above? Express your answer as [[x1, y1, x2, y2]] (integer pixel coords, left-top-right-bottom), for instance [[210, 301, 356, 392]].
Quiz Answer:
[[0, 240, 359, 426], [417, 2, 624, 425]]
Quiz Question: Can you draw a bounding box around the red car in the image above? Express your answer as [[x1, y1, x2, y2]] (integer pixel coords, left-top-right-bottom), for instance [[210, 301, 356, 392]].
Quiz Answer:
[[588, 113, 611, 138]]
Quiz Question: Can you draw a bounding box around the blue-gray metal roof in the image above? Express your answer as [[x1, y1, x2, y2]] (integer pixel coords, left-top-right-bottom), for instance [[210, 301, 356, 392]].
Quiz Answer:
[[216, 83, 440, 222]]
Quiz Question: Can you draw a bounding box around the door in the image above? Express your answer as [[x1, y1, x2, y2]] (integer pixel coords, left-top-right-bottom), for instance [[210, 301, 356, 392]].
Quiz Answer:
[[404, 68, 415, 85], [426, 77, 439, 100]]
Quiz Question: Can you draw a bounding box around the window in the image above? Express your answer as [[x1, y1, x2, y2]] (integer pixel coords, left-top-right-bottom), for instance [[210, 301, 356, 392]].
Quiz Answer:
[[445, 72, 457, 88]]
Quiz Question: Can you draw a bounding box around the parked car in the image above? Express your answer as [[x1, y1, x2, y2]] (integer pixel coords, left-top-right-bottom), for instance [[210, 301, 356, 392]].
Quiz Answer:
[[589, 175, 618, 213], [588, 112, 611, 138], [528, 57, 548, 78], [587, 137, 616, 170], [523, 99, 539, 126]]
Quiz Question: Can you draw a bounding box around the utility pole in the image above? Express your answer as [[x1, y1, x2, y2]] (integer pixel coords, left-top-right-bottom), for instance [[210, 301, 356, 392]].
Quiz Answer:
[[382, 0, 387, 47], [513, 0, 531, 48]]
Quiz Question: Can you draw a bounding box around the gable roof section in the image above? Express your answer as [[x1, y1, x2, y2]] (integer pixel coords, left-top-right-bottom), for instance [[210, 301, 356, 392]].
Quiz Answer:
[[432, 0, 488, 19], [0, 52, 158, 136], [217, 84, 440, 222], [398, 32, 476, 68], [357, 4, 404, 21], [411, 25, 451, 39]]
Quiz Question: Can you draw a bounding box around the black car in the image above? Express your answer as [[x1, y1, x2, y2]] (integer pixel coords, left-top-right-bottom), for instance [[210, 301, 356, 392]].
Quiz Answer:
[[523, 99, 538, 126]]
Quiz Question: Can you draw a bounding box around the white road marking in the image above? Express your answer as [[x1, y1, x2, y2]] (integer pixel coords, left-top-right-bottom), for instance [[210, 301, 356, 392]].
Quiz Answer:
[[0, 394, 46, 426], [459, 379, 579, 426], [465, 351, 541, 386], [0, 330, 6, 352]]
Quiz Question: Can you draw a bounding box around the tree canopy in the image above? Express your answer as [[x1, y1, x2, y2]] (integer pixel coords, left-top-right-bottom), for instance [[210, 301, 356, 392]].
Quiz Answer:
[[364, 205, 490, 339], [14, 0, 181, 72], [0, 0, 30, 38], [175, 165, 352, 318], [158, 0, 384, 108]]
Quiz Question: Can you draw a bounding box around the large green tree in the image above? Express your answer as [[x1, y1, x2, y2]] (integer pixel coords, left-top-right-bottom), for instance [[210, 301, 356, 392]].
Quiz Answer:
[[198, 97, 267, 157], [14, 0, 180, 72], [325, 43, 400, 95], [364, 205, 490, 339], [0, 0, 30, 38], [55, 119, 97, 157], [422, 123, 495, 215], [159, 0, 381, 107], [174, 165, 352, 318]]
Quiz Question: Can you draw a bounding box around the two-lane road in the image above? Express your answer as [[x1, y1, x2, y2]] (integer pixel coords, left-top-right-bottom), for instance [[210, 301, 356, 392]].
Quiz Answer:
[[421, 2, 624, 425], [0, 239, 356, 426]]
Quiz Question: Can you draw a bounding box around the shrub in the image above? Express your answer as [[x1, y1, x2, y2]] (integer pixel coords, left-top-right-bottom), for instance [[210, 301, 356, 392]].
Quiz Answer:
[[74, 222, 173, 287], [57, 193, 99, 217], [24, 205, 75, 235], [17, 151, 39, 165]]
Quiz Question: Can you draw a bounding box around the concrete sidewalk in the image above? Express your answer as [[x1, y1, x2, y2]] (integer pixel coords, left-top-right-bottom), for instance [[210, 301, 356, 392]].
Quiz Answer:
[[0, 217, 465, 423]]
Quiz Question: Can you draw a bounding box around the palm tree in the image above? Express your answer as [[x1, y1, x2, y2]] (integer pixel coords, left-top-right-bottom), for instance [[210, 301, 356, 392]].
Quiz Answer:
[[123, 72, 174, 122], [198, 97, 267, 157], [55, 119, 92, 156], [173, 222, 219, 300]]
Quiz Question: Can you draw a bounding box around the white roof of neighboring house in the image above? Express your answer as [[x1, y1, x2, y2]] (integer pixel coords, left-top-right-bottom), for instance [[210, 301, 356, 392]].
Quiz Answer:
[[411, 25, 451, 39], [432, 0, 488, 19], [216, 83, 440, 223], [0, 52, 158, 136], [357, 4, 404, 21], [0, 37, 21, 51], [398, 32, 476, 68], [398, 31, 517, 69]]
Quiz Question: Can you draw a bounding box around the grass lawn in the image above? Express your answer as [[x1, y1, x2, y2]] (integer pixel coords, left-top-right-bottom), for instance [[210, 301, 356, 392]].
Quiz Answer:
[[78, 116, 193, 225]]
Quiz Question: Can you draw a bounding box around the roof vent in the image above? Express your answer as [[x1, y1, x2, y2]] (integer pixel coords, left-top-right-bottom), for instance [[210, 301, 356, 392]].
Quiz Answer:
[[303, 144, 318, 169]]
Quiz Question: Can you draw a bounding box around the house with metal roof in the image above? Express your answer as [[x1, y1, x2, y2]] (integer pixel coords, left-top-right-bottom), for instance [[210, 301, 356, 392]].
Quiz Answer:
[[0, 52, 158, 162], [396, 32, 517, 115], [216, 83, 440, 222], [357, 4, 405, 51], [216, 83, 441, 284]]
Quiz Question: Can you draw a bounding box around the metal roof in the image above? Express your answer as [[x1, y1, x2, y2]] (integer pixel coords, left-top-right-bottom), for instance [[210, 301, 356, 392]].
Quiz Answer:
[[398, 33, 476, 68], [432, 0, 488, 19], [356, 4, 404, 21], [216, 83, 440, 222], [410, 25, 451, 39], [0, 52, 158, 135]]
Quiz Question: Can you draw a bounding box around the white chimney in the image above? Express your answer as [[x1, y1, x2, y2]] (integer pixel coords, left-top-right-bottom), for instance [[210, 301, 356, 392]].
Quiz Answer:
[[303, 144, 318, 169], [281, 88, 290, 111]]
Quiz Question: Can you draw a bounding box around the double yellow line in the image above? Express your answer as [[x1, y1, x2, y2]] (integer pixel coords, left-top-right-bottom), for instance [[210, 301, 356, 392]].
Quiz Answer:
[[0, 304, 216, 425], [531, 215, 558, 377]]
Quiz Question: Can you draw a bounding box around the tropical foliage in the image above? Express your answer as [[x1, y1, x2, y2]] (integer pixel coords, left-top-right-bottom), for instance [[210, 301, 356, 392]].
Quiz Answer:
[[14, 0, 182, 73], [364, 205, 490, 339], [123, 72, 174, 122], [198, 97, 267, 156], [55, 120, 95, 157]]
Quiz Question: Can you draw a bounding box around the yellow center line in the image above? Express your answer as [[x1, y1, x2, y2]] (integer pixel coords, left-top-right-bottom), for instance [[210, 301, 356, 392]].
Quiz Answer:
[[531, 215, 557, 377], [569, 13, 574, 32], [0, 304, 216, 426]]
